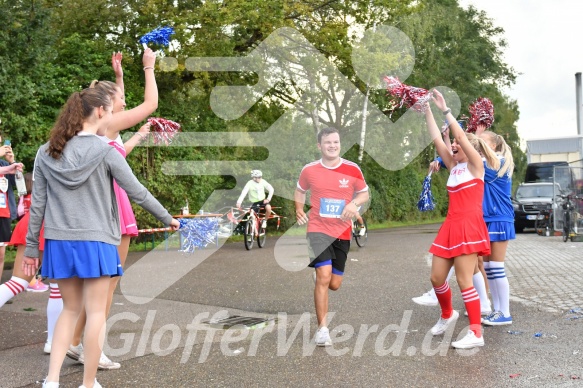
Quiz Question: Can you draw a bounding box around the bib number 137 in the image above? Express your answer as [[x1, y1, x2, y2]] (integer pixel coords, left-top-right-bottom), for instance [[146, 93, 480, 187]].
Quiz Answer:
[[319, 198, 345, 218]]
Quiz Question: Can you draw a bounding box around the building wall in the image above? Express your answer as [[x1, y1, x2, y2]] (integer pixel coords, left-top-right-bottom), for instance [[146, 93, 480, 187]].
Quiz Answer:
[[529, 153, 583, 167]]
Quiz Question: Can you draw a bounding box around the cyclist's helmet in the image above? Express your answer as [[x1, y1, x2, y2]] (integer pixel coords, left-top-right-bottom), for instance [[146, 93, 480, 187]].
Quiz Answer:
[[251, 170, 263, 178]]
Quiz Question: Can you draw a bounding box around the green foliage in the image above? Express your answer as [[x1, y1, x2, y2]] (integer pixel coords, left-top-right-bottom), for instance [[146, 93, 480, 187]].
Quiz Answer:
[[1, 0, 523, 230]]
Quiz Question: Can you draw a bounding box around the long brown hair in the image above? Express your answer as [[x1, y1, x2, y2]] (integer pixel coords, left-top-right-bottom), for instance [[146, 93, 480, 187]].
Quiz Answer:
[[47, 88, 111, 159]]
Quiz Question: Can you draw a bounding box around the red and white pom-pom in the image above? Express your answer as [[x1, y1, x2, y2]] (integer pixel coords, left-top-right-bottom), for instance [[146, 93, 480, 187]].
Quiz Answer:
[[147, 117, 181, 145], [466, 97, 494, 133], [384, 76, 432, 113]]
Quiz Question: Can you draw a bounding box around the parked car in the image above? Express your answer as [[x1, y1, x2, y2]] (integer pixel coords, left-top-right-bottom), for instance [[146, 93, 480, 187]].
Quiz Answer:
[[513, 182, 560, 233]]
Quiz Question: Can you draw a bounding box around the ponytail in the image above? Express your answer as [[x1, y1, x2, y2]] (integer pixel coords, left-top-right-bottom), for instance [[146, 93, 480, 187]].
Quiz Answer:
[[466, 133, 500, 172], [47, 88, 111, 159], [480, 130, 514, 177]]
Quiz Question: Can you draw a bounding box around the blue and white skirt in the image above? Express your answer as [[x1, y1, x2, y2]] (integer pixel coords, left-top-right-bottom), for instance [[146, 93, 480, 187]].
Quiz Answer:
[[41, 240, 123, 279], [486, 221, 516, 242]]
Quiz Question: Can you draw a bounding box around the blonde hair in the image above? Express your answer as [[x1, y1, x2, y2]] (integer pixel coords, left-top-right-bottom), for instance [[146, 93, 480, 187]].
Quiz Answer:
[[466, 133, 500, 172], [479, 130, 514, 177]]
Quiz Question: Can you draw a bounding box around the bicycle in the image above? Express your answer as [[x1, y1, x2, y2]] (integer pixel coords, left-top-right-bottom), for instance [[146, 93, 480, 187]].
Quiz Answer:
[[240, 206, 267, 250], [352, 218, 368, 247], [558, 194, 582, 242]]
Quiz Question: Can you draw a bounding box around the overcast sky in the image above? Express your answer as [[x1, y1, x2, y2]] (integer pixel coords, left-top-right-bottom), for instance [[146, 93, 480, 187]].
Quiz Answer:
[[459, 0, 583, 147]]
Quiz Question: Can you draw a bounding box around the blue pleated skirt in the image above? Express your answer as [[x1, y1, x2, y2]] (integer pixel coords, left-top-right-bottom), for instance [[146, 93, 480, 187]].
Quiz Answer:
[[41, 240, 123, 279], [486, 221, 516, 242]]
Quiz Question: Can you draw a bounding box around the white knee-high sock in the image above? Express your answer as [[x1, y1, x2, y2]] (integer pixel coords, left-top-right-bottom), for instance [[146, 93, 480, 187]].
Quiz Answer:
[[0, 276, 29, 307], [487, 262, 510, 317], [46, 283, 63, 344], [472, 272, 491, 312], [484, 262, 498, 311]]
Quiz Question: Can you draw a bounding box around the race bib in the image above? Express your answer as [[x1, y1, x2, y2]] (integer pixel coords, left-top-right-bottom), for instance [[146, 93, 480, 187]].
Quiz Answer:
[[319, 198, 345, 218], [0, 193, 6, 208], [0, 177, 7, 193]]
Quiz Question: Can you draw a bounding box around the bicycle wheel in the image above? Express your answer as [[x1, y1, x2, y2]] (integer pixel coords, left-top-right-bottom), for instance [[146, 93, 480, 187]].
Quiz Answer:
[[257, 220, 267, 248], [244, 219, 254, 250], [354, 219, 368, 247], [563, 212, 570, 242]]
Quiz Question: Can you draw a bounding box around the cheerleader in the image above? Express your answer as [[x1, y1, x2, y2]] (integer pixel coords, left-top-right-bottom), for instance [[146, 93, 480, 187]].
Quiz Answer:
[[22, 86, 178, 388], [67, 49, 157, 370], [423, 90, 500, 349]]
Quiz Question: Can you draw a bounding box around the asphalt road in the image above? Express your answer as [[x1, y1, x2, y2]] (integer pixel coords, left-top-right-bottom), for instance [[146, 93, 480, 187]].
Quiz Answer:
[[1, 225, 582, 387]]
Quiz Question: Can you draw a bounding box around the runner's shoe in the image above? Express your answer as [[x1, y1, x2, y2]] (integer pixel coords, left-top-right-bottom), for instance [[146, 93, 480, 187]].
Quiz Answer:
[[315, 326, 332, 346], [44, 341, 51, 354]]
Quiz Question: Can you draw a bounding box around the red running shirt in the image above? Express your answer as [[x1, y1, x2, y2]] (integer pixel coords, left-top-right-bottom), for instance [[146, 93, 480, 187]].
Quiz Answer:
[[297, 159, 368, 240]]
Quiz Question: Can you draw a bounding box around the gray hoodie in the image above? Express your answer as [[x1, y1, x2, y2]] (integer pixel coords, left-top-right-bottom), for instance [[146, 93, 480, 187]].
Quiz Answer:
[[24, 134, 174, 258]]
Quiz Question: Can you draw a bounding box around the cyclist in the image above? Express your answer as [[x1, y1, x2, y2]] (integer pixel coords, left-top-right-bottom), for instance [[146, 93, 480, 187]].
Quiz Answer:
[[236, 170, 274, 228]]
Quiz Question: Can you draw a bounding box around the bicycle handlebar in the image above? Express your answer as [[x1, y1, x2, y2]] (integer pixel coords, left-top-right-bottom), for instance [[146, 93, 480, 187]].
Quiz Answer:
[[559, 194, 582, 201]]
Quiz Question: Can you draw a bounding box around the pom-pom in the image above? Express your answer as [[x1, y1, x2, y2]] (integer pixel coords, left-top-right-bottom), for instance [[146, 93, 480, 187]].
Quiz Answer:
[[178, 218, 220, 253], [466, 97, 494, 133], [139, 26, 175, 48], [417, 173, 435, 212], [384, 76, 432, 113], [147, 117, 181, 145]]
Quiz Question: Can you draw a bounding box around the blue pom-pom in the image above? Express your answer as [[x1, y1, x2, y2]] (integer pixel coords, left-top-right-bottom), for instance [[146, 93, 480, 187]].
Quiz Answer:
[[178, 217, 219, 253], [139, 26, 175, 47], [417, 174, 435, 212]]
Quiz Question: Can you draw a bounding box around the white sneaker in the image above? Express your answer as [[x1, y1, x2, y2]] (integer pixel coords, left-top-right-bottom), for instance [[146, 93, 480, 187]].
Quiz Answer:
[[44, 341, 52, 354], [42, 379, 59, 388], [358, 226, 366, 236], [412, 292, 438, 307], [451, 330, 485, 349], [430, 310, 459, 335], [261, 220, 267, 228], [315, 326, 331, 347], [79, 379, 102, 388], [79, 351, 121, 370], [66, 343, 83, 361]]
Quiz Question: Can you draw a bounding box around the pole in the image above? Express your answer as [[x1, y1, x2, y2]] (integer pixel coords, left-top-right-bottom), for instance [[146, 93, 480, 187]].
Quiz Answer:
[[575, 72, 582, 135]]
